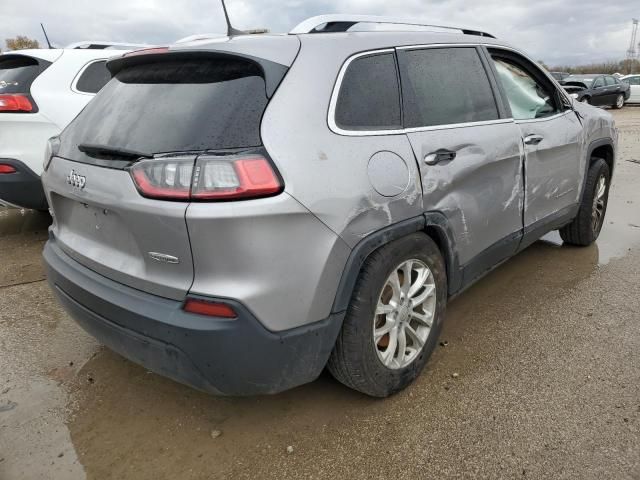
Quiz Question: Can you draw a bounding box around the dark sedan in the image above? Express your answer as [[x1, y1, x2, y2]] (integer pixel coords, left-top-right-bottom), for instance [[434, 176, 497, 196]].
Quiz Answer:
[[563, 74, 630, 108]]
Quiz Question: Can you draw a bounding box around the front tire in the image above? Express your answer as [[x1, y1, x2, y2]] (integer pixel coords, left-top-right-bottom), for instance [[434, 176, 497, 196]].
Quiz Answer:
[[559, 158, 611, 246], [327, 233, 447, 397], [613, 94, 624, 109]]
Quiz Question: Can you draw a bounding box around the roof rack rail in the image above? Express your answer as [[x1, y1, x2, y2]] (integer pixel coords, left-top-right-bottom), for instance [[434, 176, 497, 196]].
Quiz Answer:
[[64, 41, 152, 50], [290, 15, 495, 38]]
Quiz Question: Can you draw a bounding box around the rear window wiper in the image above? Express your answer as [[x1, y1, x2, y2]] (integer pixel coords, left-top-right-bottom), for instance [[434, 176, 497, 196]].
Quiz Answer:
[[78, 143, 153, 161]]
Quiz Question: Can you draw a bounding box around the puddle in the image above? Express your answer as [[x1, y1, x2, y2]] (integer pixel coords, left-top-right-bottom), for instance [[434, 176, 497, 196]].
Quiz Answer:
[[0, 207, 51, 287], [0, 206, 51, 237], [0, 282, 94, 480]]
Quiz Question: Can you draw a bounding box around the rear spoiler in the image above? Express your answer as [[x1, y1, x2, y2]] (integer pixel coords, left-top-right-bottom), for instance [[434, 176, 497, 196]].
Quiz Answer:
[[106, 49, 288, 98]]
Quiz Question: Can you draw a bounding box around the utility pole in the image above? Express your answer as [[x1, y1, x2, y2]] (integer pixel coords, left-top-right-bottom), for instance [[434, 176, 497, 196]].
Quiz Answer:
[[627, 19, 639, 60], [626, 19, 639, 74]]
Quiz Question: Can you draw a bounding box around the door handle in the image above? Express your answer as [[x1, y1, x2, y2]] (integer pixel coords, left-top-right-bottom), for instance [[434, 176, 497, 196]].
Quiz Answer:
[[524, 134, 544, 146], [424, 149, 456, 165]]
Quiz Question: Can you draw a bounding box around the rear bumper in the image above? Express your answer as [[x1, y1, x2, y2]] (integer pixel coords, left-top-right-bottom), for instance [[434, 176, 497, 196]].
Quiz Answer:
[[44, 239, 344, 396], [0, 158, 47, 210]]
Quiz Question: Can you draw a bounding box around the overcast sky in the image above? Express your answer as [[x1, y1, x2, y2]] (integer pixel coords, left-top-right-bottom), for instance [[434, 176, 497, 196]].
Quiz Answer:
[[2, 0, 638, 66]]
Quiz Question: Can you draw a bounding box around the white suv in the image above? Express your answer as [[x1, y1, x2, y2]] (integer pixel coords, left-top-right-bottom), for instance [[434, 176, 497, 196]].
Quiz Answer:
[[0, 42, 147, 210]]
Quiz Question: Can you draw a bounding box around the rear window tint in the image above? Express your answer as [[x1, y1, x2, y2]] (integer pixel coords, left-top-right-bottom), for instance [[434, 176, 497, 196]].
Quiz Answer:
[[0, 56, 49, 94], [75, 60, 110, 94], [335, 53, 402, 131], [59, 58, 269, 160], [400, 47, 499, 128]]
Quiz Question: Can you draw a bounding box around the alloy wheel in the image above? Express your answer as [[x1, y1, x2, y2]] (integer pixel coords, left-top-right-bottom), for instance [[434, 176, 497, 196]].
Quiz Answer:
[[592, 174, 607, 234], [373, 259, 437, 369]]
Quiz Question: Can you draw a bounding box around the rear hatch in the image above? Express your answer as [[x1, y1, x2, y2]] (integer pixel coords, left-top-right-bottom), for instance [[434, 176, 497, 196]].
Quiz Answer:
[[44, 50, 287, 300]]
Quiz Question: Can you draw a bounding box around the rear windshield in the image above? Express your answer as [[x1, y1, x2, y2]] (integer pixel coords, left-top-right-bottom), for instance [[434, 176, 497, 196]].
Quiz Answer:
[[59, 57, 269, 161], [0, 56, 49, 94]]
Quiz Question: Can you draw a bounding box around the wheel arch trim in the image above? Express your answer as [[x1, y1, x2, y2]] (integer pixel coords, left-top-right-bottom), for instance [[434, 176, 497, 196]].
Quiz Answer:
[[581, 137, 615, 199], [331, 212, 461, 314]]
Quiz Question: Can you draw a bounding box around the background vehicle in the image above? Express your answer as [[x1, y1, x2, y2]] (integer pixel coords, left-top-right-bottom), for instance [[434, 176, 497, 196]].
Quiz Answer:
[[621, 74, 640, 103], [562, 73, 630, 108], [42, 15, 617, 398], [0, 42, 147, 210], [550, 71, 570, 83]]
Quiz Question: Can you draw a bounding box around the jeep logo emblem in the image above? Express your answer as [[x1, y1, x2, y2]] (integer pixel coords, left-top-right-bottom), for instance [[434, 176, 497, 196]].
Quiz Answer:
[[67, 169, 86, 190]]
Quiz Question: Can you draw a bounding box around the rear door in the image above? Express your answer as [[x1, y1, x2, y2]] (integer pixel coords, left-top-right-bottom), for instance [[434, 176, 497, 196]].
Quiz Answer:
[[398, 46, 524, 282], [590, 76, 608, 106], [487, 48, 583, 231], [44, 53, 273, 300], [605, 75, 622, 104]]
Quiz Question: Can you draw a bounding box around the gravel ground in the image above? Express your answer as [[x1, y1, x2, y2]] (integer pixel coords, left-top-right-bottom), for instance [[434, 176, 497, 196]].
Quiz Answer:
[[0, 108, 639, 480]]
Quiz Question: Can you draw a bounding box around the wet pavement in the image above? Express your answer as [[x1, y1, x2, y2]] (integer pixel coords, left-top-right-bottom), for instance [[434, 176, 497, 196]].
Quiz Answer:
[[1, 108, 640, 479]]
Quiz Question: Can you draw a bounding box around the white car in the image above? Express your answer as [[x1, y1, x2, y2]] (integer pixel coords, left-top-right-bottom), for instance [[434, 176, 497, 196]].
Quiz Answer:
[[0, 42, 148, 209], [622, 74, 640, 104]]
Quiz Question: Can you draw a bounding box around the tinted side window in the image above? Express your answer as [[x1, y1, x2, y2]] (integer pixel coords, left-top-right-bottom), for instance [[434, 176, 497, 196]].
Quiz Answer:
[[75, 61, 111, 94], [605, 76, 616, 86], [593, 77, 605, 88], [400, 47, 499, 128], [335, 53, 401, 131], [490, 53, 559, 121]]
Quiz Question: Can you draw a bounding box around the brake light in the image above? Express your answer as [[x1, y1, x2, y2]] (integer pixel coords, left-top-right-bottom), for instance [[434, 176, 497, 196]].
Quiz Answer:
[[131, 160, 192, 200], [0, 94, 33, 112], [130, 154, 282, 202], [183, 298, 237, 318], [0, 164, 17, 174]]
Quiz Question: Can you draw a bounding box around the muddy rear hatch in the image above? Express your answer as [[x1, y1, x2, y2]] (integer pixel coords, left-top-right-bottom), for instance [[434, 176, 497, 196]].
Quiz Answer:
[[44, 50, 285, 300]]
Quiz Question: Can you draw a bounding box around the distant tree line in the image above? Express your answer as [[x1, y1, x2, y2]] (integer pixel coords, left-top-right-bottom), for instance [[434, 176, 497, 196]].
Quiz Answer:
[[546, 59, 640, 75]]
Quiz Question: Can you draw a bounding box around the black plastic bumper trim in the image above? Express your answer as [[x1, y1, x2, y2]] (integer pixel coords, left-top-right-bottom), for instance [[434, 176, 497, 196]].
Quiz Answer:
[[44, 240, 344, 396], [0, 158, 47, 210]]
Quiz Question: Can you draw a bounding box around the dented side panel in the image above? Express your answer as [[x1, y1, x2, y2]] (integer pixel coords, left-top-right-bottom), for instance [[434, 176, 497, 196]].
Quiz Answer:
[[406, 122, 524, 265], [517, 111, 584, 227]]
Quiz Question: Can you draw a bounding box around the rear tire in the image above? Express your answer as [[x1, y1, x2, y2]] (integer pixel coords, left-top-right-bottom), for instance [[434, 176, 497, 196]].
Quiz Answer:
[[559, 158, 610, 246], [613, 94, 624, 109], [327, 233, 447, 397]]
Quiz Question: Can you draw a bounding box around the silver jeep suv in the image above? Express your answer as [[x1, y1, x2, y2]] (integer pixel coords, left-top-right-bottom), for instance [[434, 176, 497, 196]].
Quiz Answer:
[[42, 15, 617, 397]]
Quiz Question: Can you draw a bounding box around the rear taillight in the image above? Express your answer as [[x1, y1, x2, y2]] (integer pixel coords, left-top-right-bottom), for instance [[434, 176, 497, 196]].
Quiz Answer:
[[0, 94, 34, 112], [131, 159, 193, 200], [183, 298, 237, 318], [0, 164, 17, 174], [191, 155, 282, 200], [130, 153, 283, 202]]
